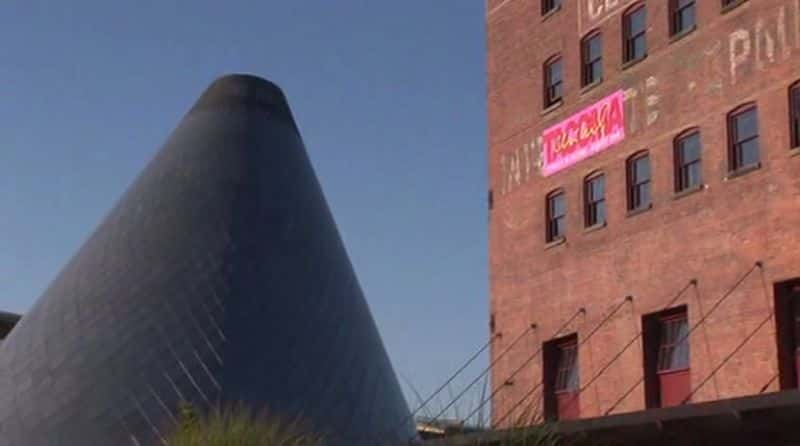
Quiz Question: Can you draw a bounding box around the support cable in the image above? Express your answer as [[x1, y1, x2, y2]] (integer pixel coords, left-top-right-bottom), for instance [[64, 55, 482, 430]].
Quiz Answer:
[[490, 296, 634, 428], [604, 262, 760, 415], [399, 332, 499, 430], [396, 320, 536, 437], [571, 280, 696, 416], [681, 312, 772, 404], [422, 308, 584, 432], [760, 373, 779, 394]]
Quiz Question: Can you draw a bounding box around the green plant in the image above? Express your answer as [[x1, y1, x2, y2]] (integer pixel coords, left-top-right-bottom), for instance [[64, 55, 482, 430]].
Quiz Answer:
[[491, 423, 562, 446], [163, 402, 324, 446]]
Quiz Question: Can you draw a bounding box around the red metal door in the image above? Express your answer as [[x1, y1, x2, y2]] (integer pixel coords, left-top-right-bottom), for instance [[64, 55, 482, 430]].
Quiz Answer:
[[556, 391, 580, 420], [658, 369, 690, 407]]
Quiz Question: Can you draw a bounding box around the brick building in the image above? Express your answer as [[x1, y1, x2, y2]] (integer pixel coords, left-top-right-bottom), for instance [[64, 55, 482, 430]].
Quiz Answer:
[[487, 0, 800, 428]]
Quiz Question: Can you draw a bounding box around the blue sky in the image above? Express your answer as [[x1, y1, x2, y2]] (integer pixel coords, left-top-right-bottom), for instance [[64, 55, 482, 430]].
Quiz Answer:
[[0, 1, 488, 416]]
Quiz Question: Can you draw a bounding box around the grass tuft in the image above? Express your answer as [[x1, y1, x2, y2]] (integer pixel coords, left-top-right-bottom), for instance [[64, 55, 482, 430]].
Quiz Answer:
[[164, 402, 324, 446]]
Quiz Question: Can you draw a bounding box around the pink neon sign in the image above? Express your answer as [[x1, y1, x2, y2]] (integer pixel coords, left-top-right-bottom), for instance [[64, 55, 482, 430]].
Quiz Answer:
[[541, 90, 625, 177]]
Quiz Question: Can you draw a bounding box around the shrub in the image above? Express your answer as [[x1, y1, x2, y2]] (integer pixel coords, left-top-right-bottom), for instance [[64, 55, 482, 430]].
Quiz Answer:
[[163, 402, 324, 446]]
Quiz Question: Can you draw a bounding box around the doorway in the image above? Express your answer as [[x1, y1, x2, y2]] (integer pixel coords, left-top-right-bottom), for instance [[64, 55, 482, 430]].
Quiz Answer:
[[774, 279, 800, 390]]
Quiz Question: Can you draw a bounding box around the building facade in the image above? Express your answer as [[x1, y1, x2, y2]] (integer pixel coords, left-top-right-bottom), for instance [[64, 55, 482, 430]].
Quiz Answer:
[[487, 0, 800, 427]]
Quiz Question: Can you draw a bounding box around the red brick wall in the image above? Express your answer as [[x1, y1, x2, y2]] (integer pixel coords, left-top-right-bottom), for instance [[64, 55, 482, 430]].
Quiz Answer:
[[487, 0, 800, 426]]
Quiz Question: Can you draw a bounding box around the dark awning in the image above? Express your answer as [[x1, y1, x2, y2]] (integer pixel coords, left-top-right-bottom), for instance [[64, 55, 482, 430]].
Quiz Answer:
[[424, 391, 800, 446]]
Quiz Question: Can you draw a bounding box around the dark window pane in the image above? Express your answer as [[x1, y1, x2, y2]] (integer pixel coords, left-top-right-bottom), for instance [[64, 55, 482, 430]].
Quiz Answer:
[[592, 176, 604, 198], [565, 363, 579, 390], [635, 157, 650, 180], [591, 62, 603, 81], [550, 60, 562, 81], [722, 0, 746, 7], [680, 7, 695, 29], [633, 35, 647, 59], [658, 316, 689, 371], [583, 34, 603, 85], [555, 218, 565, 237], [628, 155, 650, 210], [585, 175, 605, 226], [596, 201, 606, 223], [792, 86, 800, 147], [588, 36, 602, 59], [687, 162, 701, 188], [735, 110, 758, 139], [548, 192, 566, 241], [553, 83, 562, 100], [681, 134, 701, 162], [545, 58, 563, 106], [553, 194, 565, 216], [543, 0, 561, 14], [729, 107, 760, 171], [556, 343, 578, 391], [630, 9, 646, 33], [624, 7, 647, 62], [673, 0, 696, 34], [670, 319, 689, 369], [640, 183, 651, 206], [740, 139, 760, 166]]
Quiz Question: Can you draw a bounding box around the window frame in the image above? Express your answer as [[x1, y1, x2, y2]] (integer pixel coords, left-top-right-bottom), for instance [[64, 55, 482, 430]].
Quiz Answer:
[[583, 171, 606, 228], [543, 333, 579, 421], [554, 339, 579, 392], [727, 103, 760, 173], [656, 312, 690, 373], [546, 189, 566, 243], [542, 0, 561, 16], [581, 30, 603, 87], [643, 305, 690, 408], [790, 81, 800, 149], [721, 0, 747, 13], [669, 0, 696, 37], [626, 151, 651, 212], [543, 55, 564, 108], [622, 3, 647, 64], [673, 129, 702, 193]]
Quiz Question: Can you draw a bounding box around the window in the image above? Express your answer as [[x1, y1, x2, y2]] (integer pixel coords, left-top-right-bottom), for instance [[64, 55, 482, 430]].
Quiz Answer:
[[623, 5, 647, 64], [584, 173, 606, 227], [727, 105, 760, 172], [546, 190, 566, 242], [791, 82, 800, 148], [626, 152, 651, 211], [544, 56, 563, 108], [657, 315, 690, 373], [542, 0, 561, 15], [581, 32, 603, 86], [674, 130, 702, 192], [722, 0, 747, 10], [643, 306, 690, 408], [554, 341, 579, 393], [543, 335, 579, 420], [670, 0, 696, 36]]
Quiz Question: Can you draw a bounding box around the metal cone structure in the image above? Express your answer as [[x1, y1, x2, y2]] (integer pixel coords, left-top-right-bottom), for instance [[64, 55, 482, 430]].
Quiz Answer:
[[0, 74, 414, 445]]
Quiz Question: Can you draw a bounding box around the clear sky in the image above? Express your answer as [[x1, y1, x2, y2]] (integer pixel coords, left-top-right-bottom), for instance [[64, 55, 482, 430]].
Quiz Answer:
[[0, 1, 489, 419]]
